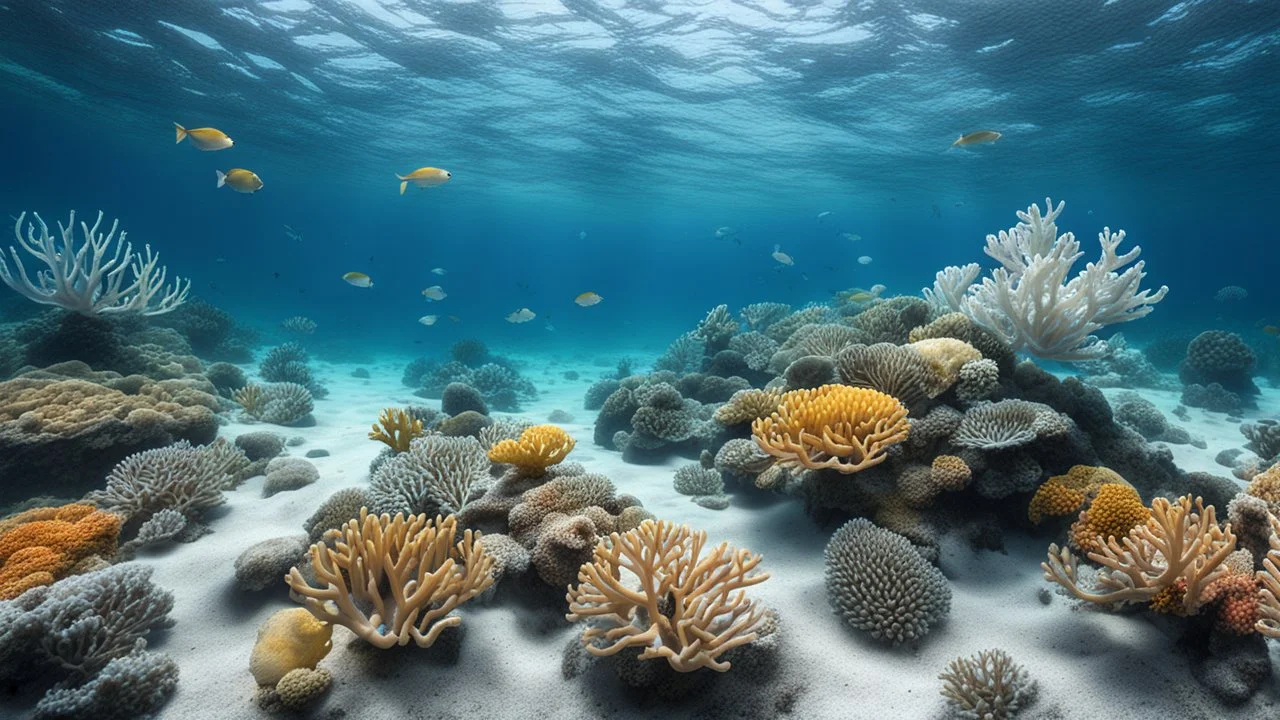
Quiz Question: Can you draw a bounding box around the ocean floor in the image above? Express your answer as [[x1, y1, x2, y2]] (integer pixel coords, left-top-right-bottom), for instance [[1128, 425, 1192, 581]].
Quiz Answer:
[[81, 354, 1280, 719]]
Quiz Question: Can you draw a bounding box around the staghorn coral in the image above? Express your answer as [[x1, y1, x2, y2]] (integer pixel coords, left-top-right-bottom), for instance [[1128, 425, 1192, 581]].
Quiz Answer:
[[834, 343, 935, 406], [1042, 495, 1236, 615], [695, 304, 739, 351], [370, 435, 489, 516], [368, 407, 424, 453], [565, 519, 770, 672], [87, 438, 247, 529], [1068, 483, 1150, 555], [286, 511, 494, 649], [951, 400, 1070, 451], [488, 424, 576, 476], [0, 503, 121, 599], [714, 388, 782, 426], [824, 518, 951, 645], [752, 384, 909, 474], [939, 648, 1037, 720], [1258, 513, 1280, 637]]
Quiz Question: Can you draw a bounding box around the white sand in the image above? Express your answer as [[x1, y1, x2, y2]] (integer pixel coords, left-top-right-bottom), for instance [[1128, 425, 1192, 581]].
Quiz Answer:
[[71, 360, 1280, 718]]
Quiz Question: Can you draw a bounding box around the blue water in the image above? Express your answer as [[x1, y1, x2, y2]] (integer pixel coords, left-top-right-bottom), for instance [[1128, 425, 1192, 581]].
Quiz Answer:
[[1, 0, 1277, 358]]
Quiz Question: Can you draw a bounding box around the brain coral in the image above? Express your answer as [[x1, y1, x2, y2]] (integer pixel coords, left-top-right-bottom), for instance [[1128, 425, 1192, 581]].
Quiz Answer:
[[824, 518, 951, 645], [752, 384, 909, 474]]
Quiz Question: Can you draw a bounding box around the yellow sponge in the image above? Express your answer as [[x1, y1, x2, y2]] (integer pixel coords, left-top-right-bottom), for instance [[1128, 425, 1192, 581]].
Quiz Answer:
[[249, 608, 333, 686]]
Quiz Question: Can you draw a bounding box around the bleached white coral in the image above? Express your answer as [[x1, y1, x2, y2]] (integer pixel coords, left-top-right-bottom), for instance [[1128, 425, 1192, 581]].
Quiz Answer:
[[957, 199, 1167, 361], [0, 211, 189, 316], [923, 263, 980, 312]]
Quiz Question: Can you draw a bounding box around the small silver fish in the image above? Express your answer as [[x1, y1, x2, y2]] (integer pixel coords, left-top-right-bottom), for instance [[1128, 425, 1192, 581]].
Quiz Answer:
[[771, 244, 794, 266]]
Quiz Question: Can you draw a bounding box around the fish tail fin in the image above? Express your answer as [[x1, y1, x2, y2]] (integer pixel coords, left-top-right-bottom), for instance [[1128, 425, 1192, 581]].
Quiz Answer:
[[399, 181, 408, 195], [175, 123, 187, 144], [216, 170, 226, 188]]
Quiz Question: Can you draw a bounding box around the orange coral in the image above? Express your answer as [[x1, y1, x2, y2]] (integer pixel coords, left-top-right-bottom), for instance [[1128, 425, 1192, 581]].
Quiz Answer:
[[1202, 574, 1261, 635], [751, 384, 909, 474], [1069, 483, 1150, 554], [0, 503, 121, 599], [368, 407, 424, 452], [488, 424, 576, 476], [1028, 465, 1130, 525]]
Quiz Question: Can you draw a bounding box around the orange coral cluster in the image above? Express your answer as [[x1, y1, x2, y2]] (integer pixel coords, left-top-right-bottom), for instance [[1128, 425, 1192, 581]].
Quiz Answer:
[[1028, 465, 1128, 524], [488, 424, 576, 476], [1069, 483, 1150, 554], [0, 503, 121, 599], [1202, 574, 1262, 635], [751, 384, 909, 474], [368, 407, 424, 452]]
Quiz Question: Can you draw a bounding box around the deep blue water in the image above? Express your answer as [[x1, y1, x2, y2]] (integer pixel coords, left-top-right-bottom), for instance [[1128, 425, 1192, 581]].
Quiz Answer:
[[0, 0, 1277, 361]]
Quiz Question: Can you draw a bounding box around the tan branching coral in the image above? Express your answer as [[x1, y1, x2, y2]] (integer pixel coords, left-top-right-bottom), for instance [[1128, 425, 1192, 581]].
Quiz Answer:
[[751, 384, 909, 474], [1257, 512, 1280, 637], [368, 407, 424, 453], [487, 424, 576, 476], [1042, 495, 1236, 615], [565, 519, 770, 672], [286, 510, 494, 649], [233, 384, 265, 415]]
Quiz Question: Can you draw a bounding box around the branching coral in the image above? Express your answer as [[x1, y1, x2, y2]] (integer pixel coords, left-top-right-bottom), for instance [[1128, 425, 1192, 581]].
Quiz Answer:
[[488, 424, 576, 476], [368, 407, 424, 452], [1042, 495, 1236, 615], [751, 384, 909, 474], [286, 511, 494, 649], [939, 648, 1036, 720], [0, 211, 190, 316], [1258, 513, 1280, 637], [87, 438, 247, 527], [565, 519, 770, 672], [370, 435, 489, 515]]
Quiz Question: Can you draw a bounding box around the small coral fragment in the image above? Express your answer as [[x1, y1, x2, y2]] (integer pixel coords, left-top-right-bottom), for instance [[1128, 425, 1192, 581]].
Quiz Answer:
[[488, 424, 576, 476], [368, 407, 424, 452]]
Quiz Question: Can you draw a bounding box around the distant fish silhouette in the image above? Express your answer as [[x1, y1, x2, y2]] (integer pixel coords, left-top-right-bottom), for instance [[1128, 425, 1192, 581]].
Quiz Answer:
[[931, 203, 941, 219]]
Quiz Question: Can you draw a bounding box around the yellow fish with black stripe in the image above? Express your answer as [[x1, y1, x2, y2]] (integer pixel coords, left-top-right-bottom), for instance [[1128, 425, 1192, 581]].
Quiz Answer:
[[396, 167, 452, 195]]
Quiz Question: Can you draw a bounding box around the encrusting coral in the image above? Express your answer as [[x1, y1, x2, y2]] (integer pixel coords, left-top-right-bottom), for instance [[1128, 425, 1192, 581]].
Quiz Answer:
[[751, 384, 909, 474], [1042, 495, 1236, 616], [286, 510, 494, 649], [488, 424, 576, 476], [565, 519, 770, 672], [0, 503, 121, 599], [368, 407, 424, 452]]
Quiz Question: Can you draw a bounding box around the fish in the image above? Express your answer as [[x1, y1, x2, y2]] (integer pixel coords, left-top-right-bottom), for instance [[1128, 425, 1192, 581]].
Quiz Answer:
[[771, 244, 794, 266], [174, 123, 233, 151], [545, 322, 556, 331], [817, 211, 832, 221], [848, 291, 875, 303], [838, 232, 861, 242], [1264, 325, 1280, 337], [506, 308, 536, 323], [342, 271, 373, 288], [216, 168, 263, 193], [431, 268, 446, 276], [421, 285, 447, 301], [418, 315, 438, 326], [574, 291, 603, 307], [283, 224, 303, 242], [857, 256, 873, 265], [951, 130, 1002, 147], [714, 226, 737, 239], [396, 167, 451, 195], [579, 231, 587, 240]]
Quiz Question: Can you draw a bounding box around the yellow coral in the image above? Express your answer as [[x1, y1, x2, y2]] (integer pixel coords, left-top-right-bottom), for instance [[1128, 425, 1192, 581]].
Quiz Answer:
[[0, 503, 121, 600], [249, 608, 333, 686], [488, 424, 576, 476], [566, 519, 770, 672], [930, 455, 971, 492], [1069, 483, 1150, 554], [286, 511, 493, 649], [908, 338, 982, 396], [751, 384, 909, 474], [368, 407, 424, 452], [1027, 466, 1130, 525]]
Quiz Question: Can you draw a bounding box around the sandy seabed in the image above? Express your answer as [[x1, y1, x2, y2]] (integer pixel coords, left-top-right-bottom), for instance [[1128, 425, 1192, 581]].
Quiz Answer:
[[103, 353, 1280, 720]]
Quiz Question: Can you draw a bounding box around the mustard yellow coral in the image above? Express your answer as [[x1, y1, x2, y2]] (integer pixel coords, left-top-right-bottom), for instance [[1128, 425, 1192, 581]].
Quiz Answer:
[[0, 503, 121, 599], [930, 455, 971, 492], [1246, 462, 1280, 506], [368, 407, 424, 452], [1027, 465, 1130, 524], [1069, 483, 1150, 554], [751, 384, 909, 474], [488, 424, 576, 476], [249, 608, 333, 685]]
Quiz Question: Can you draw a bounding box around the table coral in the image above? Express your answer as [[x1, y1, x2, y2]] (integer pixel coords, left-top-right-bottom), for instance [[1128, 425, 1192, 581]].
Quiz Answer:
[[751, 384, 909, 474], [286, 511, 493, 649], [488, 424, 576, 476], [566, 519, 770, 672], [0, 503, 121, 599]]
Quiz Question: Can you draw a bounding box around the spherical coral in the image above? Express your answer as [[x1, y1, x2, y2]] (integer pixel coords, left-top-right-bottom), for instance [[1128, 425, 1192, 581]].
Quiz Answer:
[[303, 487, 370, 543], [531, 513, 599, 587], [275, 667, 332, 710], [1069, 483, 1149, 554], [713, 437, 773, 479], [752, 384, 909, 474], [0, 503, 122, 599], [824, 518, 950, 645], [1202, 574, 1261, 635], [442, 382, 488, 416], [931, 455, 971, 492], [249, 608, 333, 686], [673, 464, 724, 496], [488, 424, 576, 476], [1179, 330, 1258, 395], [262, 457, 319, 498], [714, 388, 782, 426], [1027, 481, 1086, 525], [1246, 463, 1280, 507], [955, 358, 1000, 402]]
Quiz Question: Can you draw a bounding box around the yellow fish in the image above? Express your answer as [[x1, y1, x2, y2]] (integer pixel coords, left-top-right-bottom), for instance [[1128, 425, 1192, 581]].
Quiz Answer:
[[848, 292, 875, 303], [216, 169, 263, 193], [951, 130, 1001, 147], [174, 122, 233, 151], [1264, 325, 1280, 337], [396, 167, 452, 195], [574, 291, 603, 307], [342, 272, 373, 288], [422, 285, 447, 301]]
